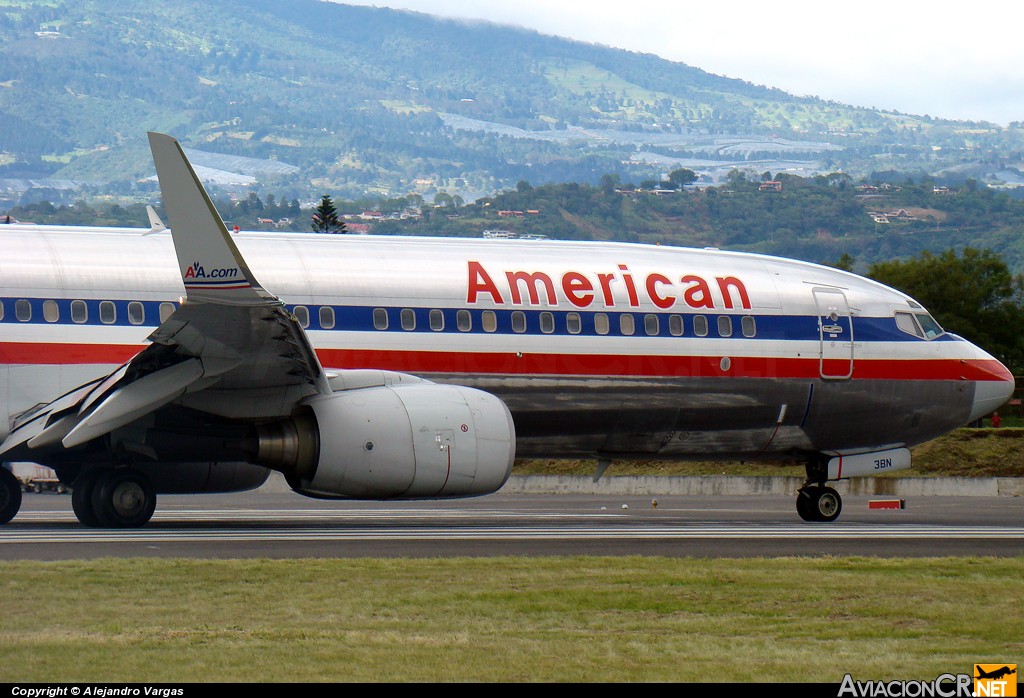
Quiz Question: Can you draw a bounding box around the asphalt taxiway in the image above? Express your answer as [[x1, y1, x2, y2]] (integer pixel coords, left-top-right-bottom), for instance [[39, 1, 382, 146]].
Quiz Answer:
[[3, 490, 1023, 559]]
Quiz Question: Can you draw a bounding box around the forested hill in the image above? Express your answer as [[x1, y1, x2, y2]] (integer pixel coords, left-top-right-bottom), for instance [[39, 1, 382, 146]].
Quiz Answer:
[[1, 0, 1022, 200]]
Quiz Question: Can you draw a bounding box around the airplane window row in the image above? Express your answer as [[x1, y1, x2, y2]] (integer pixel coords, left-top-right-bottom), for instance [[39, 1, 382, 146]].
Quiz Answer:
[[356, 307, 759, 338], [2, 299, 759, 340], [2, 299, 177, 325]]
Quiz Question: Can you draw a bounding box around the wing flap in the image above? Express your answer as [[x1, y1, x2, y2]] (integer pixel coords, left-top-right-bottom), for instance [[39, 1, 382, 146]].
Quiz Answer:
[[62, 358, 205, 448]]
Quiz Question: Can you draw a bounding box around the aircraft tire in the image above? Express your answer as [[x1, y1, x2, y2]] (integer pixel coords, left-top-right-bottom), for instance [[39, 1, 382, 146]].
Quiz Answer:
[[0, 466, 23, 525], [91, 469, 156, 528], [812, 486, 842, 522], [71, 469, 103, 527], [796, 488, 818, 522], [797, 486, 843, 522]]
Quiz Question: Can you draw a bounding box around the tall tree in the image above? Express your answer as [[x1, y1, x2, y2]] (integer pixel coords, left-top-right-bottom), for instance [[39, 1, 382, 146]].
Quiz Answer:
[[311, 195, 346, 234], [668, 168, 697, 187]]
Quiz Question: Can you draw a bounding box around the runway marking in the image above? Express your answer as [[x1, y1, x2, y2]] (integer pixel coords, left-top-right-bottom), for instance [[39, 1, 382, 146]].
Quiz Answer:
[[13, 508, 628, 522], [3, 524, 1023, 544]]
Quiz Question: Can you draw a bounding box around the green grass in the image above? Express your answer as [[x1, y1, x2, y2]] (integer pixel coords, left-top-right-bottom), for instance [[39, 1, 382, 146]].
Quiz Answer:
[[1, 557, 1021, 682]]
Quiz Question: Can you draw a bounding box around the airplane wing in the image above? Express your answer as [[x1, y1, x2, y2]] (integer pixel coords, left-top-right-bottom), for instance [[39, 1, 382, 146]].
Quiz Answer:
[[0, 133, 331, 460]]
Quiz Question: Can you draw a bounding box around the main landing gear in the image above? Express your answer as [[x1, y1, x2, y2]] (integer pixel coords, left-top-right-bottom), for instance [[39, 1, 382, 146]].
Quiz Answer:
[[0, 466, 23, 525], [796, 458, 842, 522], [71, 468, 157, 528]]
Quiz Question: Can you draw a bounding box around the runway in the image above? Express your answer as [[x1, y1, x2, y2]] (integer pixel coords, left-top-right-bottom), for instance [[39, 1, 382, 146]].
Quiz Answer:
[[4, 490, 1024, 559]]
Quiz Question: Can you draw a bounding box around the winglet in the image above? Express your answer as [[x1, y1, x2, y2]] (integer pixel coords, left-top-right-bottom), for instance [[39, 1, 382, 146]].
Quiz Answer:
[[142, 205, 167, 235], [148, 132, 276, 306]]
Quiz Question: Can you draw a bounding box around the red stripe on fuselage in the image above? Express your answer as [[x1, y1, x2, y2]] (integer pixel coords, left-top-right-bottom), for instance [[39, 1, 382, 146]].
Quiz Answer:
[[0, 341, 1006, 383], [0, 342, 140, 365]]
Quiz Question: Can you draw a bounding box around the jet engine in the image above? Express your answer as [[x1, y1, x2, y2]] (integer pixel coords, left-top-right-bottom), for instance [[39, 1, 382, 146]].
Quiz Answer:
[[250, 383, 515, 499]]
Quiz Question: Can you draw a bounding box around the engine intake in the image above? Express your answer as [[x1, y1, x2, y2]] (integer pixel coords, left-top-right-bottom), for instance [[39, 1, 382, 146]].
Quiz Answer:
[[251, 383, 515, 499]]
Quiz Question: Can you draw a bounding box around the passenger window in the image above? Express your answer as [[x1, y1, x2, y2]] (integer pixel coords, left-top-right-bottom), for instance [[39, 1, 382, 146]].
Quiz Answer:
[[540, 312, 554, 334], [511, 311, 526, 333], [566, 312, 581, 335], [669, 315, 683, 336], [594, 313, 609, 335], [741, 316, 756, 338], [293, 305, 309, 328], [457, 309, 472, 332], [718, 316, 733, 337], [159, 302, 175, 323], [72, 300, 88, 324], [401, 308, 416, 331], [128, 301, 144, 325], [99, 301, 116, 324], [693, 315, 708, 337], [644, 314, 659, 336], [320, 306, 336, 330], [43, 300, 59, 323], [482, 310, 497, 333], [15, 299, 30, 322], [373, 308, 388, 330], [619, 314, 635, 336], [429, 309, 444, 331]]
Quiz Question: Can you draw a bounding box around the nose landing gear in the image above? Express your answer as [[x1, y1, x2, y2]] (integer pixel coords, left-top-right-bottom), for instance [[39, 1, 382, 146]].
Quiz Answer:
[[796, 457, 843, 522], [796, 484, 842, 522]]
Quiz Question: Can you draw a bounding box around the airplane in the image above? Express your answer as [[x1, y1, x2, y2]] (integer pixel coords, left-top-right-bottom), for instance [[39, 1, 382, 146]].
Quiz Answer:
[[0, 132, 1014, 528], [975, 666, 1016, 681]]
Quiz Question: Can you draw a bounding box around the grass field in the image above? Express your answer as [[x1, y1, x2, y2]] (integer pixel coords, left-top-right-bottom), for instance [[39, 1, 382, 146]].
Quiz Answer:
[[1, 557, 1021, 682]]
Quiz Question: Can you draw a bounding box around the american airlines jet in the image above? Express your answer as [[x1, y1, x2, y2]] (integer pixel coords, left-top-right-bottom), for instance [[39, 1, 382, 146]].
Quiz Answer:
[[0, 133, 1013, 527]]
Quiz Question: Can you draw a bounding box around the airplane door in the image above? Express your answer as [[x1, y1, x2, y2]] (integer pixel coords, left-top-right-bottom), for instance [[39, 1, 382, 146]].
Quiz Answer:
[[813, 287, 854, 380]]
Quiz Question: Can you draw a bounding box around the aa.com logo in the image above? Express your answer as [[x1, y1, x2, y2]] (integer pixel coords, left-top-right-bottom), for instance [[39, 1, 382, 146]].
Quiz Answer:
[[837, 664, 1017, 697], [975, 665, 1017, 697]]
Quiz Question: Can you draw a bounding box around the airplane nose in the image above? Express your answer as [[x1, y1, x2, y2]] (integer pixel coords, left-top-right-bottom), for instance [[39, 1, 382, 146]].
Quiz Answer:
[[966, 348, 1015, 423]]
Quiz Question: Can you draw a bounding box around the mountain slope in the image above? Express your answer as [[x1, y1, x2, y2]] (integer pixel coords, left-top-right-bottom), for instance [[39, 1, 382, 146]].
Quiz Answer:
[[0, 0, 1019, 199]]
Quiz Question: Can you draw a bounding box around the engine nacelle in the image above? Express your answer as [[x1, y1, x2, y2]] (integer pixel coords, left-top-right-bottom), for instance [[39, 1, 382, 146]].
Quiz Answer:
[[253, 383, 515, 499], [140, 462, 272, 494]]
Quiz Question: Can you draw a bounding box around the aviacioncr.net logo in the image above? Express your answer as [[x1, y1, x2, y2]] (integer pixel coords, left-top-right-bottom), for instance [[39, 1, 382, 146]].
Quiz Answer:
[[974, 665, 1017, 697], [838, 673, 973, 697]]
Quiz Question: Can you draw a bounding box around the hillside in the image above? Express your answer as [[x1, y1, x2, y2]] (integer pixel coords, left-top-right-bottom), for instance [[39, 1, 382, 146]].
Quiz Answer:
[[1, 0, 1023, 202], [12, 168, 1024, 275], [515, 429, 1024, 478]]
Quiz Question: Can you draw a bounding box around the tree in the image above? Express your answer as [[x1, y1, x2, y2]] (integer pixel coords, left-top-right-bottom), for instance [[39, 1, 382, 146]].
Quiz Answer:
[[311, 195, 346, 234], [599, 173, 621, 195], [668, 168, 697, 187], [831, 253, 855, 272], [868, 248, 1024, 371]]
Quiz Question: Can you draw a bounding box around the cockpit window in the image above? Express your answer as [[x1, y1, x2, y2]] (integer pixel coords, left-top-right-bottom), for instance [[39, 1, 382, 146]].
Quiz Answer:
[[895, 311, 944, 340], [895, 311, 923, 338], [915, 313, 944, 340]]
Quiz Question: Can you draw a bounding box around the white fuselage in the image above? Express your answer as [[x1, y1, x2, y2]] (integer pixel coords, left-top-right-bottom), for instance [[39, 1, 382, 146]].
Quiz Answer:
[[0, 225, 1012, 460]]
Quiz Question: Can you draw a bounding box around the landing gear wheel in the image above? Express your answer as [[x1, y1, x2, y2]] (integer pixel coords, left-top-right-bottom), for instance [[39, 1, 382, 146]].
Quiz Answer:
[[91, 470, 156, 528], [814, 487, 842, 522], [71, 469, 103, 527], [0, 467, 23, 525], [796, 485, 843, 522], [796, 488, 815, 521]]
